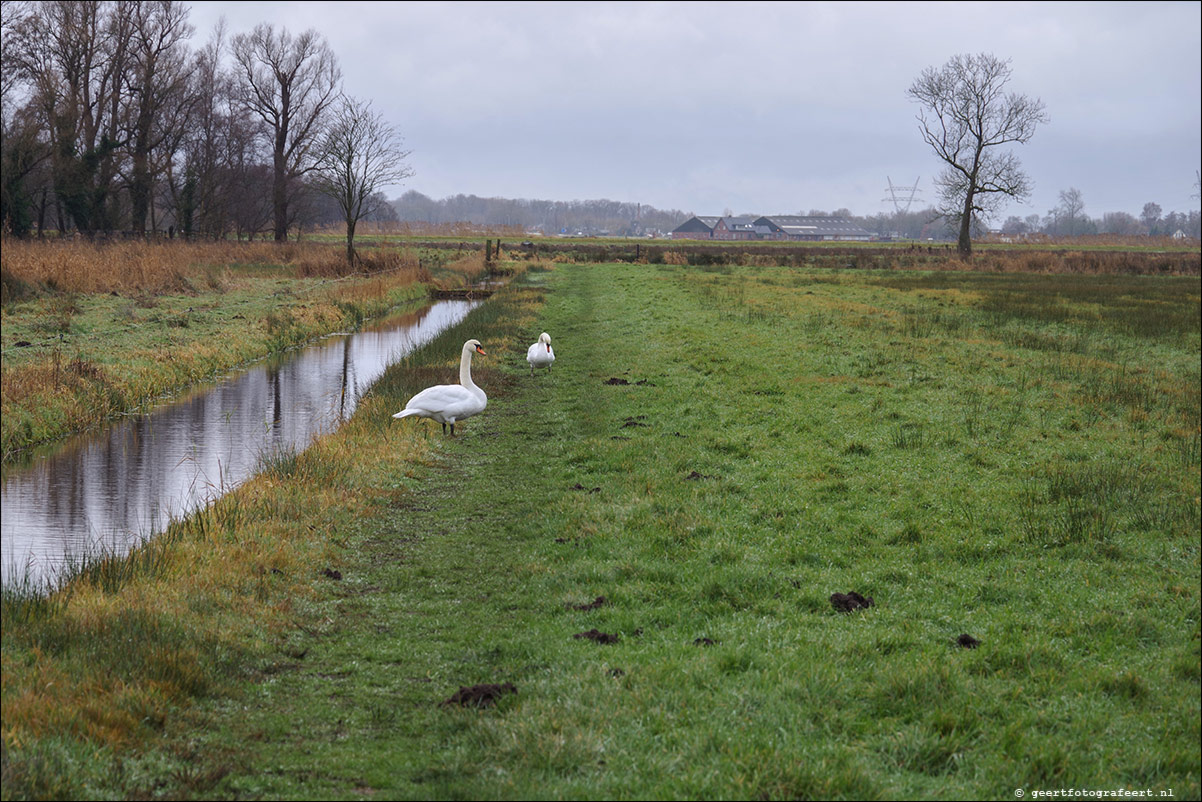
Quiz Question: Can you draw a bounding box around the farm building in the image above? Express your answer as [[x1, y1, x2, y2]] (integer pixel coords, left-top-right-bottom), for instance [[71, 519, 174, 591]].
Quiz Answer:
[[712, 216, 774, 240], [671, 214, 873, 241], [670, 216, 722, 239], [754, 215, 873, 241]]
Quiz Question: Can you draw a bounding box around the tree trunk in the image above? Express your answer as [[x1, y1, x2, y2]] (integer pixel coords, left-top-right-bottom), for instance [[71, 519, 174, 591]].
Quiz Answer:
[[273, 146, 288, 242], [130, 151, 150, 235], [345, 216, 356, 266], [958, 191, 974, 258]]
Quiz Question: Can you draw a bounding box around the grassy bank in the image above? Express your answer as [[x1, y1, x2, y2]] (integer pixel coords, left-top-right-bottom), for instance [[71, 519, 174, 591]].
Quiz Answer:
[[2, 261, 1199, 799], [0, 240, 500, 461]]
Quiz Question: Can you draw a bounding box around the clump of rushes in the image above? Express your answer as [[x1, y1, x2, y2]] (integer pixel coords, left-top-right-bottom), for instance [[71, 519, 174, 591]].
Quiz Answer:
[[1, 241, 437, 460]]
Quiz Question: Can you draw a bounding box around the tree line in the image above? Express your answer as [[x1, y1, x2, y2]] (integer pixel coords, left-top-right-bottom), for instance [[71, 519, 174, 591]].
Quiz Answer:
[[998, 186, 1201, 239], [0, 0, 408, 257], [391, 191, 690, 237]]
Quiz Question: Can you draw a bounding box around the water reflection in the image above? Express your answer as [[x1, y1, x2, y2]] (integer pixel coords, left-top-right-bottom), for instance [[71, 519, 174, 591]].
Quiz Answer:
[[1, 299, 479, 588]]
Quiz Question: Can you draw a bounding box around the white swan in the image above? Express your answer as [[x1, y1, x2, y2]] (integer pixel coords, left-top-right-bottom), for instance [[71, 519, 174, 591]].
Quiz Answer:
[[527, 332, 554, 375], [393, 339, 486, 436]]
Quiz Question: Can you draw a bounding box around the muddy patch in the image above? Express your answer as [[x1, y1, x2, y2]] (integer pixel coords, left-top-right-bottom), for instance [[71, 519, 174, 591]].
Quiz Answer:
[[574, 629, 620, 644], [684, 470, 715, 480], [956, 633, 981, 649], [322, 568, 343, 580], [568, 596, 609, 611], [441, 682, 517, 708], [693, 637, 716, 647], [622, 416, 649, 428], [604, 377, 656, 386], [570, 483, 601, 493], [830, 591, 875, 612]]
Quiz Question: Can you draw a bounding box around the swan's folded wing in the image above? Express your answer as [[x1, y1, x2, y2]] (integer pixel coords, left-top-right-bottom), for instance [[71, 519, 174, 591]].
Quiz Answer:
[[400, 384, 485, 422]]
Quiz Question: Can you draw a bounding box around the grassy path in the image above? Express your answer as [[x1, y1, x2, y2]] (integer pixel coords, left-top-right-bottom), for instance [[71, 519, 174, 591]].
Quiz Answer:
[[149, 261, 1200, 800]]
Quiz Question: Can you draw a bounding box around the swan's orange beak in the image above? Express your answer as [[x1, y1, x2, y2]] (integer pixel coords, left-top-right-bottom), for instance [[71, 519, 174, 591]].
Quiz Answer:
[[546, 344, 551, 352], [475, 345, 487, 355]]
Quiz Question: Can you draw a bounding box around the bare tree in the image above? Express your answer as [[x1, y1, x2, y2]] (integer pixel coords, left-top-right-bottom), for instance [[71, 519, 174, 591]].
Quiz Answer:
[[1100, 211, 1141, 236], [907, 53, 1048, 257], [231, 23, 340, 242], [1140, 202, 1162, 235], [312, 95, 412, 265], [1052, 187, 1087, 237], [125, 0, 194, 235]]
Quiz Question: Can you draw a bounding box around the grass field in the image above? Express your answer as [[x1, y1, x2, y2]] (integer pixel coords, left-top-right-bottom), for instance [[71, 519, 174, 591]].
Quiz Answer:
[[1, 259, 1198, 799]]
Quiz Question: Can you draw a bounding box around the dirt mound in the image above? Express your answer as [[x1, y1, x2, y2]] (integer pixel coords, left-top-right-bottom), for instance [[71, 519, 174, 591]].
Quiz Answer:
[[441, 682, 517, 708], [569, 596, 608, 611], [830, 591, 875, 612], [574, 629, 620, 644]]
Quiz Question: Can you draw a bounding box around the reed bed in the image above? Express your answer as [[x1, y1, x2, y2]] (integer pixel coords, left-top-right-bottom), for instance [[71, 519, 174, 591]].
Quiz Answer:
[[0, 238, 434, 302]]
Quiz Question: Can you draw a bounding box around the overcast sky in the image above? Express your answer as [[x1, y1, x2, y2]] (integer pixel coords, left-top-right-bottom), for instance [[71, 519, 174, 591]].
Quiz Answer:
[[187, 0, 1201, 220]]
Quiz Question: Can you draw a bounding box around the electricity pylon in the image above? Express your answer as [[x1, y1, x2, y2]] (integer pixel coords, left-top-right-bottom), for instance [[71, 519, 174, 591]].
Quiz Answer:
[[882, 177, 921, 213]]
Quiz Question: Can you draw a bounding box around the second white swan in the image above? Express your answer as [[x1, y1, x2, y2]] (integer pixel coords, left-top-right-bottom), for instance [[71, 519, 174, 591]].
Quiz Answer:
[[527, 332, 554, 375]]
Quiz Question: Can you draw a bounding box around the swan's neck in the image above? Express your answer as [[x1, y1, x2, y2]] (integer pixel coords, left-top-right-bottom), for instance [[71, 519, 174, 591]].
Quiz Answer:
[[459, 348, 477, 390]]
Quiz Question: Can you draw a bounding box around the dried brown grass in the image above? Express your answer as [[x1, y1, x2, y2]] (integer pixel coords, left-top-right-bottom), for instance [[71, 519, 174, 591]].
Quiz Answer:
[[0, 239, 421, 297], [438, 252, 489, 287], [962, 249, 1199, 275]]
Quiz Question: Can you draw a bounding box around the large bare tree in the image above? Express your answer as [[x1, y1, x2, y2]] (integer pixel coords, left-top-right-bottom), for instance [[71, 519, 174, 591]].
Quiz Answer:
[[312, 95, 412, 265], [125, 0, 194, 235], [907, 53, 1048, 257], [231, 22, 340, 242]]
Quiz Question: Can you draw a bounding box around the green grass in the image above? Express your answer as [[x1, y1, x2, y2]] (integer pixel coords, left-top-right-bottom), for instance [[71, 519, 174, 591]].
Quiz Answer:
[[2, 262, 1198, 799]]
